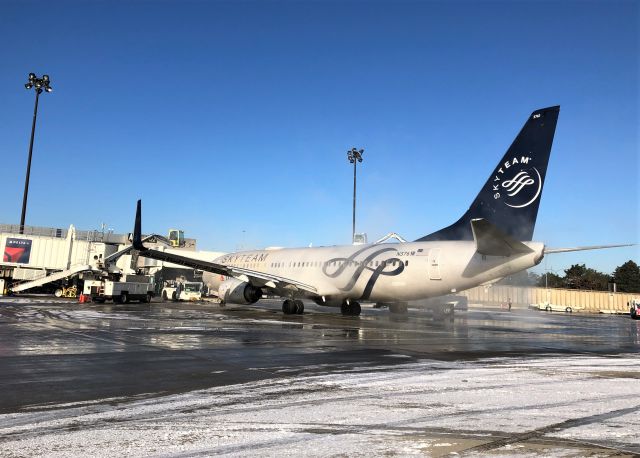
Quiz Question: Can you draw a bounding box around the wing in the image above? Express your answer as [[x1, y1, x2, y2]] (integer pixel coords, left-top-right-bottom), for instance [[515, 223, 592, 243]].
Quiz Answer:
[[103, 234, 168, 264], [132, 200, 317, 294]]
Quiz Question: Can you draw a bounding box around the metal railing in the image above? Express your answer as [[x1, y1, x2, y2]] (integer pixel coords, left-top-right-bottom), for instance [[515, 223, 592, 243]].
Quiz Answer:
[[0, 224, 68, 238], [0, 224, 129, 244]]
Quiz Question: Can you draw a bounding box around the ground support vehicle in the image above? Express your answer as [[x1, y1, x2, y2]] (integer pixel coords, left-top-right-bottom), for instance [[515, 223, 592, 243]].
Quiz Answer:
[[54, 285, 78, 298], [630, 299, 640, 319], [84, 279, 153, 303], [161, 280, 203, 302], [534, 302, 581, 313], [375, 295, 466, 320]]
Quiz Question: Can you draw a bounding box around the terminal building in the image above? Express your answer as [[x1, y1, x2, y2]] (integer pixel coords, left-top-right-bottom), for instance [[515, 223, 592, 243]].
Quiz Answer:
[[0, 223, 221, 298]]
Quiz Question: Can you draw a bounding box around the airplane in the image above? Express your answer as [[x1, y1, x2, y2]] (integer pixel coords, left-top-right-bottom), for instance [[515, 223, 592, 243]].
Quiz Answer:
[[132, 106, 629, 316]]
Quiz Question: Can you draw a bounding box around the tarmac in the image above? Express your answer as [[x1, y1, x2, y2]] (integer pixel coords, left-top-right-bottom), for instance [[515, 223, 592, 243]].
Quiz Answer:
[[0, 297, 639, 456]]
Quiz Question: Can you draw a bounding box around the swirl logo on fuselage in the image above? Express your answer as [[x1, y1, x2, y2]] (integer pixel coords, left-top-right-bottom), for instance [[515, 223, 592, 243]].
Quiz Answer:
[[322, 245, 404, 300], [491, 155, 542, 208]]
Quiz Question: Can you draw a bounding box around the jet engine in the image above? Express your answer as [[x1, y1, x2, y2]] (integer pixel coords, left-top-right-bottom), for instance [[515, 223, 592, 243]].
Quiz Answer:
[[218, 278, 262, 305]]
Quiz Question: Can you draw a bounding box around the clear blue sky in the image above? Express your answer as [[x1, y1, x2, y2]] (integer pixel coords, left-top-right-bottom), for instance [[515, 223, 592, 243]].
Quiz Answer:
[[1, 0, 637, 276]]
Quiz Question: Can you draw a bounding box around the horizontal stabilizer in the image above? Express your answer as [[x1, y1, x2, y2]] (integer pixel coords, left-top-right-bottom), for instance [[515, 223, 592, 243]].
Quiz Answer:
[[545, 244, 635, 254], [471, 218, 534, 256]]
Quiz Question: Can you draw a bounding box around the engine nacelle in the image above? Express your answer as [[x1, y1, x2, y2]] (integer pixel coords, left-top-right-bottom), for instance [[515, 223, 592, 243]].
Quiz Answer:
[[218, 278, 262, 305]]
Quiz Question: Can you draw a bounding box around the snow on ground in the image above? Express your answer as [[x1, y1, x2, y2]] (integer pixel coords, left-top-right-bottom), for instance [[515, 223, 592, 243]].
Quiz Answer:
[[1, 306, 145, 322], [0, 297, 76, 305], [1, 355, 639, 457]]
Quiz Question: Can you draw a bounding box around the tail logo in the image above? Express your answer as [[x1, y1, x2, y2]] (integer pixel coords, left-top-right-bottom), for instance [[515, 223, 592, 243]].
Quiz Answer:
[[491, 156, 542, 209], [503, 171, 535, 196]]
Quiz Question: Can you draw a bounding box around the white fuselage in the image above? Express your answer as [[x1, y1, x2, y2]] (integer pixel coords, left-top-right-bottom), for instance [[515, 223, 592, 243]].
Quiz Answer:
[[211, 241, 545, 305]]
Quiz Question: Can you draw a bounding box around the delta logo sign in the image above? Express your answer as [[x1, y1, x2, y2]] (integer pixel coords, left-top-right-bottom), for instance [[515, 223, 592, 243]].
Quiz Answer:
[[3, 238, 32, 264]]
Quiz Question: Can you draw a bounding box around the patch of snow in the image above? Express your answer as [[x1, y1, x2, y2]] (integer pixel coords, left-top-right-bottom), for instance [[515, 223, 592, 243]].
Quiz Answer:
[[0, 355, 638, 456]]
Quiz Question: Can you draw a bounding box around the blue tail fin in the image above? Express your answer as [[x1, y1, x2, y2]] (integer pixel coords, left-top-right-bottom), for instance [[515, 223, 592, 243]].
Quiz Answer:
[[417, 106, 560, 242]]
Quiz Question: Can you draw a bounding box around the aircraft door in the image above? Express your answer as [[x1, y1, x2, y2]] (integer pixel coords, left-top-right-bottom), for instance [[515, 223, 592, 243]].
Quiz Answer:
[[428, 249, 441, 280]]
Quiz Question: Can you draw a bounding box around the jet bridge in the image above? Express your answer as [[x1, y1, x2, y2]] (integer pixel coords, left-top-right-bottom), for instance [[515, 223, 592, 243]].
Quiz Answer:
[[5, 234, 165, 295], [10, 264, 101, 293]]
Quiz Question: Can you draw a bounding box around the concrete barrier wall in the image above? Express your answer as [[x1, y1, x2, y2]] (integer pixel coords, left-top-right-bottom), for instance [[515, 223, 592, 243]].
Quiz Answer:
[[459, 285, 638, 313]]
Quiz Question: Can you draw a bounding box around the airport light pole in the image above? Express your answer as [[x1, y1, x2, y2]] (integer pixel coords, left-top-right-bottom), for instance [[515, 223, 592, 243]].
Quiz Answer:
[[347, 147, 364, 243], [20, 72, 53, 234]]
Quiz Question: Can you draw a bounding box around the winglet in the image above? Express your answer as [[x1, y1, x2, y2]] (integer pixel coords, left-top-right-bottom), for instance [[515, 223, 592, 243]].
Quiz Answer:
[[133, 200, 145, 251], [471, 218, 534, 256]]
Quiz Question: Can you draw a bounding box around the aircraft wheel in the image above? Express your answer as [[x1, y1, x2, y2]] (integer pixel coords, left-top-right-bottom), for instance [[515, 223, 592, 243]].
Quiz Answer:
[[282, 299, 296, 315], [294, 300, 304, 314], [340, 301, 361, 316], [545, 305, 552, 312]]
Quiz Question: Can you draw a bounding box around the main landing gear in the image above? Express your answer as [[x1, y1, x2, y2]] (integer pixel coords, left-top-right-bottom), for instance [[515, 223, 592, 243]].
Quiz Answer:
[[282, 299, 304, 315], [341, 301, 361, 316]]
